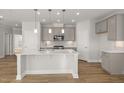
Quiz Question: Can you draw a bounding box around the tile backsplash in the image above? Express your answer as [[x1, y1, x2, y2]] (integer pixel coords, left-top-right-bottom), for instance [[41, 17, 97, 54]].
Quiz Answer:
[[41, 41, 77, 48]]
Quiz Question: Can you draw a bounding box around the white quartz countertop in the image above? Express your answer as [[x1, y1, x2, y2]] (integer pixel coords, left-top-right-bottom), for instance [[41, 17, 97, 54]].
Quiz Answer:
[[16, 49, 78, 55], [102, 49, 124, 53]]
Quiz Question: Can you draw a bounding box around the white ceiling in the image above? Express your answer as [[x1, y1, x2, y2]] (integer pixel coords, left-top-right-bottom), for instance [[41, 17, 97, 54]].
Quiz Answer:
[[0, 9, 118, 27]]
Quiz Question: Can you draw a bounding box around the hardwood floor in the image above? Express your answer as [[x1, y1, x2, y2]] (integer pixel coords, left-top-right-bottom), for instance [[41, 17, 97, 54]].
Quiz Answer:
[[0, 55, 124, 83]]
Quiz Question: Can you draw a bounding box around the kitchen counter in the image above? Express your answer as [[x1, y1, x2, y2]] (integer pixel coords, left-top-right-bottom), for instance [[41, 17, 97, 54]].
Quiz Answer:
[[16, 49, 79, 80], [20, 49, 78, 55], [102, 49, 124, 53], [40, 47, 77, 50], [101, 51, 124, 74]]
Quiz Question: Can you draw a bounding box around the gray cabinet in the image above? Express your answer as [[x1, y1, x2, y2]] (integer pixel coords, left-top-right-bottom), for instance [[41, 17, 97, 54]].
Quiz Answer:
[[108, 14, 124, 41], [42, 26, 75, 41], [52, 28, 61, 36], [95, 19, 107, 34], [108, 15, 116, 40], [42, 28, 53, 41], [64, 27, 75, 41], [101, 52, 110, 72], [101, 51, 124, 74], [96, 14, 124, 41]]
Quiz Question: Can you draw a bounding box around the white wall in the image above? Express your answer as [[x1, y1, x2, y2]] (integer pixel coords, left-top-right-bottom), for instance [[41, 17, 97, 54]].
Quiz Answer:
[[76, 20, 90, 61], [76, 20, 100, 62], [89, 20, 100, 62]]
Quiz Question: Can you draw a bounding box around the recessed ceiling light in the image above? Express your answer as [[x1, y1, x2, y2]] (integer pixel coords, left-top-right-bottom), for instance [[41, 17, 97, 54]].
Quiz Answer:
[[42, 19, 46, 22], [57, 19, 60, 22], [72, 19, 75, 22], [37, 11, 40, 15], [57, 12, 60, 15], [0, 16, 3, 19], [76, 12, 80, 15]]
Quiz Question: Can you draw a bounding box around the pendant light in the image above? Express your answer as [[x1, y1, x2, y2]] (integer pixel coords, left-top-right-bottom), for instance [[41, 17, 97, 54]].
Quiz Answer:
[[61, 9, 66, 34], [48, 9, 52, 34], [34, 9, 38, 34]]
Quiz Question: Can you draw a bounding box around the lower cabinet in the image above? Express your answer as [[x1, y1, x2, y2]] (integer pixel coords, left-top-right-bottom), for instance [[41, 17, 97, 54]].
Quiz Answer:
[[101, 51, 124, 74], [101, 52, 110, 72]]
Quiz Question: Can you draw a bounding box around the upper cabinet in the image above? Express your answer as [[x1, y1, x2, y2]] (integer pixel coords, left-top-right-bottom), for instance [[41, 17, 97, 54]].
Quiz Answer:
[[96, 14, 124, 41], [108, 14, 124, 41], [42, 27, 54, 41], [41, 25, 75, 41], [95, 19, 107, 34], [107, 15, 116, 40], [64, 27, 75, 41]]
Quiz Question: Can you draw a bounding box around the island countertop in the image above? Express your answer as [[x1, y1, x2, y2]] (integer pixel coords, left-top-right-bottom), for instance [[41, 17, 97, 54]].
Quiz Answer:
[[16, 49, 78, 55], [102, 49, 124, 53]]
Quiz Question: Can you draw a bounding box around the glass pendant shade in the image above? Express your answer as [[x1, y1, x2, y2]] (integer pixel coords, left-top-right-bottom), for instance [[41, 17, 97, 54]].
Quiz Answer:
[[48, 28, 52, 33], [34, 28, 38, 33], [61, 28, 64, 33]]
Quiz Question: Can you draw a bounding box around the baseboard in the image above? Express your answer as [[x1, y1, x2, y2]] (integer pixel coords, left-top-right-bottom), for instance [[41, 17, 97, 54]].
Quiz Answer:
[[72, 74, 79, 78], [16, 73, 26, 80], [87, 59, 100, 63], [25, 70, 72, 74], [79, 58, 100, 63]]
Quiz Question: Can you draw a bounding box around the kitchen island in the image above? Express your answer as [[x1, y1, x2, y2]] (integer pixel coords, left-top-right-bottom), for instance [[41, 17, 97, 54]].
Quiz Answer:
[[16, 49, 78, 80]]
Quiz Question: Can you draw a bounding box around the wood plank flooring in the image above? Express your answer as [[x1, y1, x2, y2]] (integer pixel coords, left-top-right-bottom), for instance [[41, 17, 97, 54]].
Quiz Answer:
[[0, 55, 124, 83]]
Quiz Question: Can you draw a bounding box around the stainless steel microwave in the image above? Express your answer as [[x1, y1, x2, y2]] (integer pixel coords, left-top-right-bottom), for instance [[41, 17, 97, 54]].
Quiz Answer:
[[53, 35, 64, 41]]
